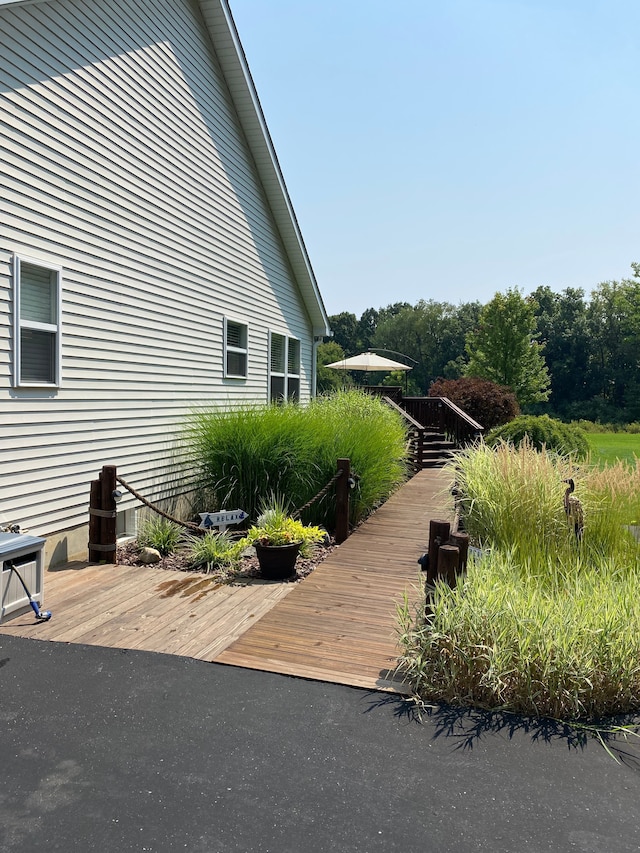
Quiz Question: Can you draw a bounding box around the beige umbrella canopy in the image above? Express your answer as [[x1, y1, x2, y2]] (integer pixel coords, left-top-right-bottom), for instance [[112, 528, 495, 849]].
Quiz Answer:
[[325, 352, 413, 372]]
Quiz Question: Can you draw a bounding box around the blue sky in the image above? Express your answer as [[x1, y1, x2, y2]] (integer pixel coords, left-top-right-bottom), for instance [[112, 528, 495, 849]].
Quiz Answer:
[[229, 0, 640, 317]]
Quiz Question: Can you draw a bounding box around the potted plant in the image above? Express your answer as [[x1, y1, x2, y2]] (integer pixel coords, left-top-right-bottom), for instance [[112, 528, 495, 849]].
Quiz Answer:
[[241, 496, 326, 580]]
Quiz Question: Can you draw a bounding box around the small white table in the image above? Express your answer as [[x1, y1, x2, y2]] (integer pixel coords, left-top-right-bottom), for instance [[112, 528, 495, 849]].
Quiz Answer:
[[0, 533, 46, 623]]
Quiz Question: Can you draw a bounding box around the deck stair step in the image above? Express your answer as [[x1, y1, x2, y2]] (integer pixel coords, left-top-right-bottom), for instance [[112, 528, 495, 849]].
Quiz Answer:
[[420, 449, 455, 468], [424, 431, 447, 442], [411, 433, 457, 468]]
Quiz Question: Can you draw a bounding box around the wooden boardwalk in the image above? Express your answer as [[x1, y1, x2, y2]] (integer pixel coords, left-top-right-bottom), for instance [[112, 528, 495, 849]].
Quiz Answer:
[[1, 469, 452, 693], [216, 469, 452, 691]]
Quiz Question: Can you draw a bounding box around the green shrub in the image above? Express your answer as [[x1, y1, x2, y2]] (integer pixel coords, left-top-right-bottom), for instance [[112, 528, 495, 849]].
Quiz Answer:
[[486, 415, 589, 459], [137, 516, 183, 556], [185, 391, 408, 530], [184, 531, 245, 573], [429, 376, 519, 429]]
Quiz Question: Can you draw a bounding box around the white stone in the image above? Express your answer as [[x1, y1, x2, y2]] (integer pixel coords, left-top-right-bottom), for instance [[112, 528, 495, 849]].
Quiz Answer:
[[139, 547, 161, 564]]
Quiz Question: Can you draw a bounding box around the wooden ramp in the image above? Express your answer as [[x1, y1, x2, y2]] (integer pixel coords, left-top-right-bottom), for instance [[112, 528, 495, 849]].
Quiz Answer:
[[214, 469, 453, 692], [1, 469, 453, 694]]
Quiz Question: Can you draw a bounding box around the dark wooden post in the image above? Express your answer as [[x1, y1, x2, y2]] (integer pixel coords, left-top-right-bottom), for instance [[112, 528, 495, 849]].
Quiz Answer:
[[426, 519, 450, 584], [437, 544, 460, 588], [416, 428, 426, 472], [449, 531, 469, 574], [335, 458, 350, 544], [88, 479, 102, 562], [100, 465, 118, 564], [88, 465, 118, 563]]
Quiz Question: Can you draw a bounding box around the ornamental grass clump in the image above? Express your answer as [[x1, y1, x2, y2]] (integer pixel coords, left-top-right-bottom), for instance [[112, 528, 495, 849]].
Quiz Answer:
[[185, 391, 408, 530], [137, 516, 184, 556], [303, 391, 408, 525], [184, 530, 245, 574], [398, 443, 640, 719]]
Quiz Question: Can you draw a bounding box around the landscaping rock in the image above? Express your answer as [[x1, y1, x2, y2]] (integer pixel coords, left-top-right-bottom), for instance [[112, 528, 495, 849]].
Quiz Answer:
[[139, 547, 161, 564]]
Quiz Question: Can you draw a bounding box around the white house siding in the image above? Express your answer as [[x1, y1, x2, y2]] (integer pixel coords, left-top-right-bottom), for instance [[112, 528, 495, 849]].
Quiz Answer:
[[0, 0, 318, 546]]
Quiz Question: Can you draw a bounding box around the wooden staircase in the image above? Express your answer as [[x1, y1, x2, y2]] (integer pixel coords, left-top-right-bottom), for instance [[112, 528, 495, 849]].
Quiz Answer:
[[418, 431, 457, 468], [364, 387, 483, 470]]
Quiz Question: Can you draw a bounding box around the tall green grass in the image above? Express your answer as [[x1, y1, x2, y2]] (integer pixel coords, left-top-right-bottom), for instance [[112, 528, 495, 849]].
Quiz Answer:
[[184, 391, 408, 530], [399, 443, 640, 718]]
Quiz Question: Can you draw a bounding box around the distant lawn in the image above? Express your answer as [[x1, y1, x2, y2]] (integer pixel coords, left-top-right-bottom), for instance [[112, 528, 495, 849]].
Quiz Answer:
[[586, 432, 640, 466]]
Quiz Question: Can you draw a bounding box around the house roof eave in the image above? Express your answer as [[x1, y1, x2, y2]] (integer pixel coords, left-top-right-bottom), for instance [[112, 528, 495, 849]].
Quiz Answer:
[[198, 0, 330, 337]]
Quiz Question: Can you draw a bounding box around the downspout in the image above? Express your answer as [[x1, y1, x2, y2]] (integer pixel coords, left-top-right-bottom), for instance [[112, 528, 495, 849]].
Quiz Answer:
[[312, 336, 321, 398]]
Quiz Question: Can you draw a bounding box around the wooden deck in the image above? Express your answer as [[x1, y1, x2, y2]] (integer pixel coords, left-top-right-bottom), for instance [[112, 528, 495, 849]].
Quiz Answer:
[[1, 469, 452, 693], [0, 563, 296, 660]]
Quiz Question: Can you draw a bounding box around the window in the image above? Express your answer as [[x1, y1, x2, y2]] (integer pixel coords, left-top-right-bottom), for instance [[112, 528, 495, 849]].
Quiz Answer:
[[224, 318, 248, 378], [13, 255, 62, 387], [269, 332, 300, 402], [287, 338, 300, 401]]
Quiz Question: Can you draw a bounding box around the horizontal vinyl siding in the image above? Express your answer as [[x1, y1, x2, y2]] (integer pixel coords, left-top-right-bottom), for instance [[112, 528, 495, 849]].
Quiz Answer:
[[0, 0, 316, 536]]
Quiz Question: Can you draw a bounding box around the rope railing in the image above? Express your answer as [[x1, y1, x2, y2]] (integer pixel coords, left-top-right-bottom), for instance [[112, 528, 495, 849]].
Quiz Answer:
[[115, 475, 202, 531], [89, 460, 354, 561], [291, 469, 345, 519], [116, 471, 348, 528]]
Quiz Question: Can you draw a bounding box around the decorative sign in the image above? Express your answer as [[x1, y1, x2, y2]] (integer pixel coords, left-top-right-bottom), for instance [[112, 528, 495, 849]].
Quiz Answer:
[[199, 510, 248, 531]]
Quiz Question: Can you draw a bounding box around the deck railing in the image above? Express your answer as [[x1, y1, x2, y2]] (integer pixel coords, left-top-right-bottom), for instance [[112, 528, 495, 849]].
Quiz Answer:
[[380, 395, 428, 472], [361, 386, 484, 448], [402, 396, 483, 445]]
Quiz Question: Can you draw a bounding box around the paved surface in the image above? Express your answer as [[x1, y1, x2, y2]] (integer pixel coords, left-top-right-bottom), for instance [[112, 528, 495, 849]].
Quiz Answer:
[[1, 635, 639, 853]]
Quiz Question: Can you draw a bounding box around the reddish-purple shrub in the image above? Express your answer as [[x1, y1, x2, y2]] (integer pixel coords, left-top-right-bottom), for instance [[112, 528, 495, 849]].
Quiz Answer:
[[428, 376, 520, 430]]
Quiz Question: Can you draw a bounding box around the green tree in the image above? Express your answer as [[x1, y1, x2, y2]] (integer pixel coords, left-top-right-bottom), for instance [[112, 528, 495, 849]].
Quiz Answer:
[[356, 307, 379, 352], [586, 268, 640, 419], [530, 285, 593, 418], [328, 312, 358, 356], [372, 300, 481, 394], [465, 288, 551, 407], [316, 341, 353, 393]]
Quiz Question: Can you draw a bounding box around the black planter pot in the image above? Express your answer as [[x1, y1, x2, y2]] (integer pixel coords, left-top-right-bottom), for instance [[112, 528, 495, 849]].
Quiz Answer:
[[255, 541, 301, 580]]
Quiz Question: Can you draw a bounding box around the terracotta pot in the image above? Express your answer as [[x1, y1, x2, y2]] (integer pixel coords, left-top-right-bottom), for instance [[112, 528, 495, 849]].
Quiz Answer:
[[254, 541, 301, 580]]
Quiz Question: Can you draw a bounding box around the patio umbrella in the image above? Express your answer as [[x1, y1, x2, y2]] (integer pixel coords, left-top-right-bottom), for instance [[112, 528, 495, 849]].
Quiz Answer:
[[325, 352, 413, 372]]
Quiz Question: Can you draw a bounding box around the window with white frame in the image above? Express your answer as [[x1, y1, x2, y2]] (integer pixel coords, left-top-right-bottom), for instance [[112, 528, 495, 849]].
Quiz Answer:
[[224, 318, 248, 378], [13, 255, 62, 387], [269, 332, 300, 402]]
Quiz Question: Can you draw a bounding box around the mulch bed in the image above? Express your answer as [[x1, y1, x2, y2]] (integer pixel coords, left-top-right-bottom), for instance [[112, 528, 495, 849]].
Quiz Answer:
[[116, 539, 337, 585]]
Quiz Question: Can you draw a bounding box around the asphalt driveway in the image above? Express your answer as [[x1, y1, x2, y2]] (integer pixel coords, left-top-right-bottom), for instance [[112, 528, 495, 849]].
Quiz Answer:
[[0, 635, 638, 852]]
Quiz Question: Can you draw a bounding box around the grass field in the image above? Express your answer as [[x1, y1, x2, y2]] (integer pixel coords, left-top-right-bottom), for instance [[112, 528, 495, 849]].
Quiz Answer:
[[586, 433, 640, 466]]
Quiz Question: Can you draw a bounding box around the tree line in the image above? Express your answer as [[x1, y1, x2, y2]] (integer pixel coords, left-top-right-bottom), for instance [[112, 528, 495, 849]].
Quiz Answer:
[[318, 264, 640, 423]]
